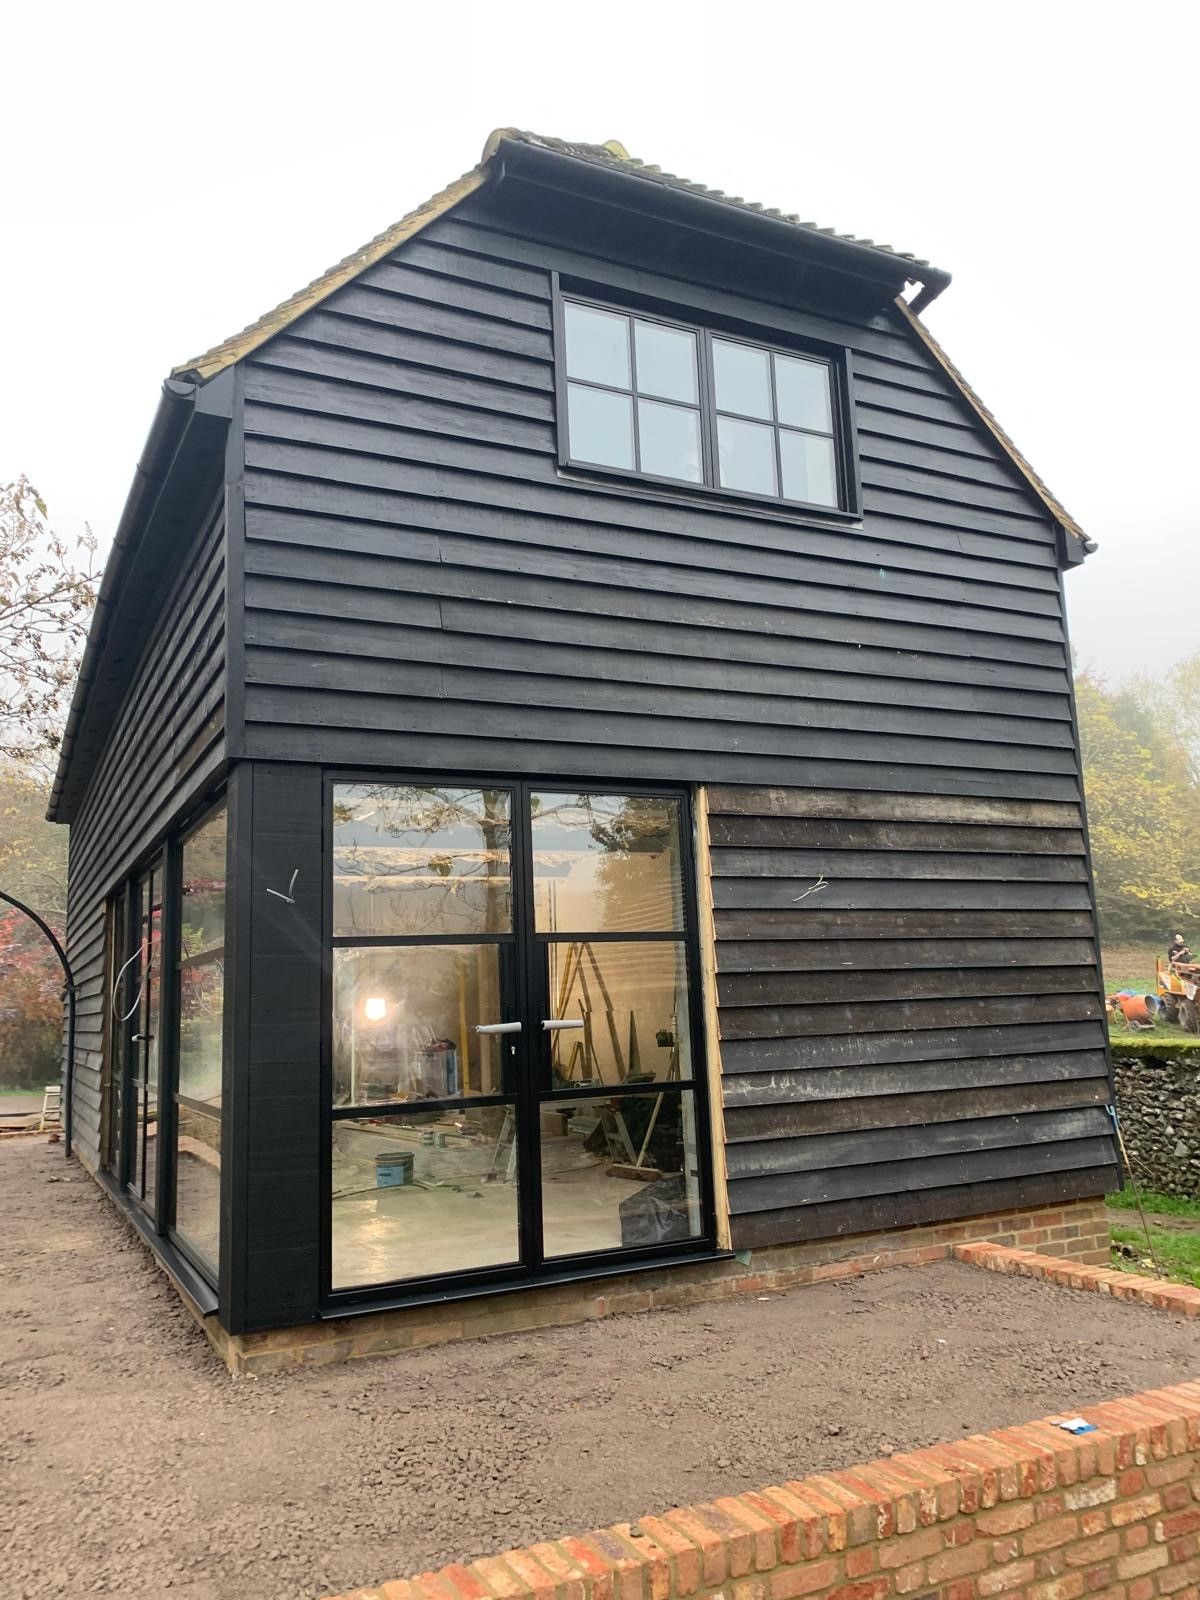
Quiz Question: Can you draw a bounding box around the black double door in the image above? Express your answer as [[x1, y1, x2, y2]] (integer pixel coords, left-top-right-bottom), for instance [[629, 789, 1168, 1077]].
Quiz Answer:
[[328, 781, 714, 1297]]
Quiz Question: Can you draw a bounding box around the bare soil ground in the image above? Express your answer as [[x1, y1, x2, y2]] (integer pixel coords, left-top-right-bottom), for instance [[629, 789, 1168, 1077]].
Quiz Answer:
[[5, 1138, 1200, 1600]]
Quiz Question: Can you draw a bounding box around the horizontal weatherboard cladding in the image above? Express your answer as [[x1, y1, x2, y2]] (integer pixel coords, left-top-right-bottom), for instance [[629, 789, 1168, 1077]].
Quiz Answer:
[[65, 500, 227, 1167], [705, 785, 1113, 1247], [236, 193, 1079, 803]]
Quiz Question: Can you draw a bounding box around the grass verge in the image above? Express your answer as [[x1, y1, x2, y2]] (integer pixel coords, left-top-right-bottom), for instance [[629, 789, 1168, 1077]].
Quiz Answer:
[[1107, 1189, 1200, 1287]]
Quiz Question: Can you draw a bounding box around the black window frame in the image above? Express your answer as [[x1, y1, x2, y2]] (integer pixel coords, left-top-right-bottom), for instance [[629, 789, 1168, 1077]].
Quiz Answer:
[[552, 279, 862, 520], [100, 785, 229, 1295], [319, 770, 720, 1312]]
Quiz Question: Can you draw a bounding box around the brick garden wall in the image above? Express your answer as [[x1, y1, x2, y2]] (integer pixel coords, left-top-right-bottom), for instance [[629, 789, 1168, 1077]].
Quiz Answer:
[[329, 1377, 1200, 1600], [1113, 1056, 1200, 1200]]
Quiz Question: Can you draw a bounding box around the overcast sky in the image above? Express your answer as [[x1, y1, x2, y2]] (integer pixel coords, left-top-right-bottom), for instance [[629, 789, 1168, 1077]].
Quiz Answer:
[[2, 2, 1195, 681]]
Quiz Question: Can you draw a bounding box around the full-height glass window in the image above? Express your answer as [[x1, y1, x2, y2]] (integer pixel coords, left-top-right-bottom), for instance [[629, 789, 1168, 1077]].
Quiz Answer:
[[330, 785, 522, 1289], [173, 803, 226, 1275], [125, 860, 164, 1215], [560, 294, 847, 511]]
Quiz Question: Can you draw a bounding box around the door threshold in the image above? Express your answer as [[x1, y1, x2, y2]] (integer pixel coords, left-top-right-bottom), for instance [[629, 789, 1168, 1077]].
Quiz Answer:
[[320, 1244, 733, 1321]]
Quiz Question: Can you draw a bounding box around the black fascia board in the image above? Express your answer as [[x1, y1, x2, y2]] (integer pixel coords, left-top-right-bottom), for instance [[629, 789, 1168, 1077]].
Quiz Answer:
[[493, 137, 948, 306]]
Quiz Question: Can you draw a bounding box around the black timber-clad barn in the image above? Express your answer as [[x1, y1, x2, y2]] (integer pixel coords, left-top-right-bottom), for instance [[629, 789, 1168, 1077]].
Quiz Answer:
[[50, 129, 1117, 1355]]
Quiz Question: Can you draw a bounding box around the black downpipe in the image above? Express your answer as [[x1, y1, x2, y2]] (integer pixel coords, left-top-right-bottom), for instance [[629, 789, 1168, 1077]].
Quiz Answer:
[[0, 890, 76, 1156]]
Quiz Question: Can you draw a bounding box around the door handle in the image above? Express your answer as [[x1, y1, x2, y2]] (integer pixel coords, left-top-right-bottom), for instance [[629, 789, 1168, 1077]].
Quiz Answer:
[[475, 1021, 522, 1035], [542, 1018, 584, 1031]]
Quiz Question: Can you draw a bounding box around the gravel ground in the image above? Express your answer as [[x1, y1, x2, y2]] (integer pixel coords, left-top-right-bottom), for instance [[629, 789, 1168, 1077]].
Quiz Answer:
[[4, 1137, 1200, 1600]]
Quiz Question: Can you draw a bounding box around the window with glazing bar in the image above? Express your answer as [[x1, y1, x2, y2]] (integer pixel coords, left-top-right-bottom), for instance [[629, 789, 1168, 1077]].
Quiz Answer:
[[558, 296, 851, 512]]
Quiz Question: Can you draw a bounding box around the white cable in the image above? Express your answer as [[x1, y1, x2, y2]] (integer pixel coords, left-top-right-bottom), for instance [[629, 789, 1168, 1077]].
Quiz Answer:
[[111, 941, 148, 1022]]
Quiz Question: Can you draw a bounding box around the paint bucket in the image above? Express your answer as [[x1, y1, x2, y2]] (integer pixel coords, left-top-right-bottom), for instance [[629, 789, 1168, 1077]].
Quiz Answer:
[[375, 1150, 415, 1188]]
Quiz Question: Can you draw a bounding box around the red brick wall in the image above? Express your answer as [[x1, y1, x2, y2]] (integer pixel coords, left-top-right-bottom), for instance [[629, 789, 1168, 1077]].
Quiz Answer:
[[328, 1381, 1200, 1600]]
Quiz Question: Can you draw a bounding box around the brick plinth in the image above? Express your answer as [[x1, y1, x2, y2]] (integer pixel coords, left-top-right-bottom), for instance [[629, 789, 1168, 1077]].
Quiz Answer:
[[325, 1380, 1200, 1600], [206, 1195, 1109, 1375], [955, 1242, 1200, 1318]]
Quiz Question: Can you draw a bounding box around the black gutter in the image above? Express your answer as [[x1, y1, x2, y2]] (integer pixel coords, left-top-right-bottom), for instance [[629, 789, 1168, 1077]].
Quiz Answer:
[[0, 890, 75, 1157], [497, 137, 953, 309], [46, 378, 197, 824]]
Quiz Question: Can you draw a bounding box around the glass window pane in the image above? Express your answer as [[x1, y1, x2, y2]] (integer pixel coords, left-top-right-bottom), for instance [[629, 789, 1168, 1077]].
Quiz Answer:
[[545, 941, 693, 1088], [178, 957, 224, 1107], [332, 1107, 521, 1288], [531, 792, 685, 934], [333, 785, 512, 937], [541, 1090, 703, 1259], [564, 302, 630, 388], [567, 384, 634, 470], [774, 354, 833, 432], [179, 810, 226, 959], [175, 1105, 221, 1271], [713, 340, 772, 419], [780, 429, 839, 507], [637, 400, 702, 483], [332, 944, 510, 1106], [717, 416, 778, 495], [634, 320, 698, 403]]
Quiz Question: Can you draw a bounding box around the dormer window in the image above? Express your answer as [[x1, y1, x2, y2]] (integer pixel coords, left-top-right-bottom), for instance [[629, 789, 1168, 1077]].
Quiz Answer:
[[557, 293, 854, 514]]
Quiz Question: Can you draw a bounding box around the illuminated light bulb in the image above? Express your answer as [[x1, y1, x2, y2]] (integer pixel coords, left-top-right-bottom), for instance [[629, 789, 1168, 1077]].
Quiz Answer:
[[363, 996, 387, 1022]]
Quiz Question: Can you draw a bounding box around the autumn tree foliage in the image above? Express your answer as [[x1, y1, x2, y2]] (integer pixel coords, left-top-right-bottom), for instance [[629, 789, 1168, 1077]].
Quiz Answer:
[[1077, 657, 1200, 942], [1, 476, 97, 773], [0, 476, 93, 1085]]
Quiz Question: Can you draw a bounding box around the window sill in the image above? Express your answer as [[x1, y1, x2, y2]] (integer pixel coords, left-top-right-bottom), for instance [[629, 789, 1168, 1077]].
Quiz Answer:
[[556, 459, 864, 531]]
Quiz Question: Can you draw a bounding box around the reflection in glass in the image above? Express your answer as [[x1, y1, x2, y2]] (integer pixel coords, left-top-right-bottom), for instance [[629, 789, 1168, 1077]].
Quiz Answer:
[[333, 785, 512, 937], [174, 804, 226, 1275], [774, 354, 833, 432], [638, 400, 702, 483], [713, 340, 772, 418], [717, 416, 777, 495], [546, 940, 692, 1088], [178, 807, 226, 1109], [564, 302, 631, 388], [540, 1090, 702, 1259], [332, 1107, 521, 1287], [780, 429, 839, 507], [175, 1105, 221, 1269], [634, 321, 698, 403], [531, 793, 684, 933], [333, 944, 508, 1105], [567, 384, 634, 470]]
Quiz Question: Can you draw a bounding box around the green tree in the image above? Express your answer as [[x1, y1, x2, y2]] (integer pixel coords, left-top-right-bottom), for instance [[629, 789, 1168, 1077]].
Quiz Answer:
[[1076, 668, 1200, 942]]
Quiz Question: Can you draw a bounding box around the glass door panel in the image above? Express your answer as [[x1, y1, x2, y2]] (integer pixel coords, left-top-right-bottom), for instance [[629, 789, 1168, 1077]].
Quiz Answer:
[[539, 1088, 704, 1258], [531, 790, 706, 1264], [329, 783, 523, 1295], [530, 792, 685, 933], [545, 940, 693, 1089], [332, 943, 512, 1104], [332, 1105, 521, 1288]]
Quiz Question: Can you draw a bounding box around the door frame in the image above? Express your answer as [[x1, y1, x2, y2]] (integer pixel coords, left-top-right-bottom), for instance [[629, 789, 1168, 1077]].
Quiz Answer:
[[319, 769, 719, 1311]]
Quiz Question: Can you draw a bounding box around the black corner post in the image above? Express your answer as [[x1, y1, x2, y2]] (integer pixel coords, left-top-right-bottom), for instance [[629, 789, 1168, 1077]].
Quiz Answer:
[[0, 890, 76, 1156]]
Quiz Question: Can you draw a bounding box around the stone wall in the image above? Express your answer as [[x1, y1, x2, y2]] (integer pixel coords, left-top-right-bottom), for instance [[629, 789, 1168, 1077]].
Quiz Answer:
[[1113, 1055, 1200, 1199]]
